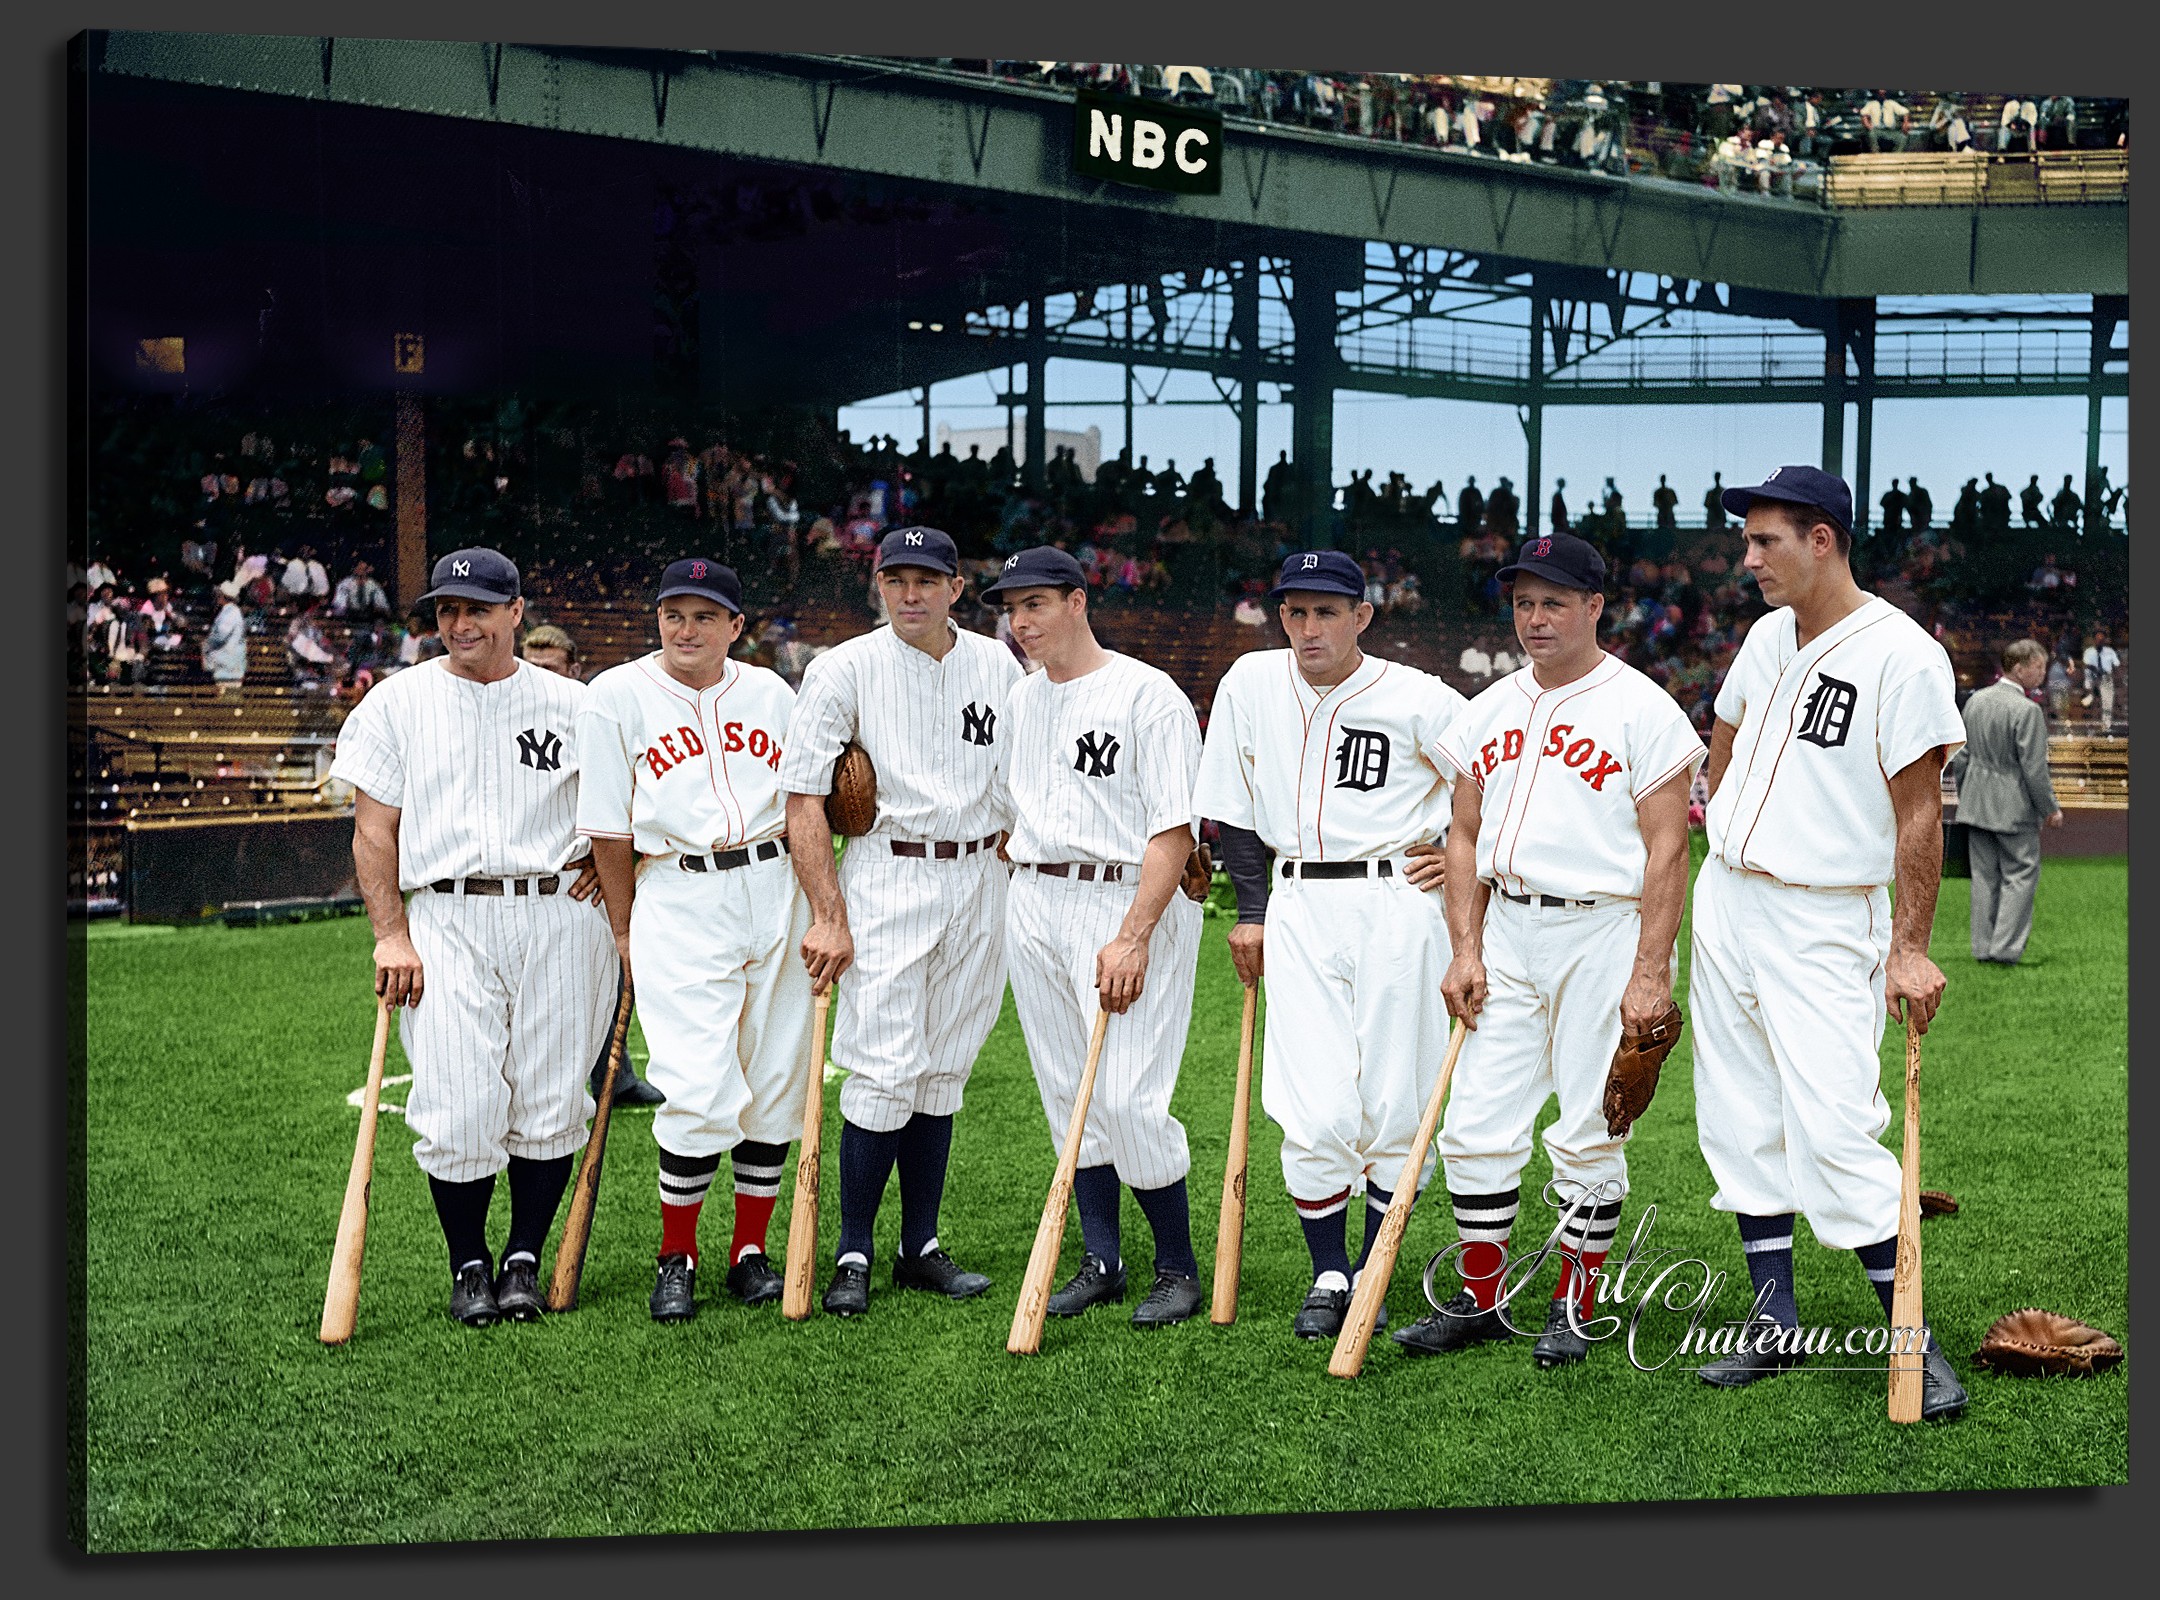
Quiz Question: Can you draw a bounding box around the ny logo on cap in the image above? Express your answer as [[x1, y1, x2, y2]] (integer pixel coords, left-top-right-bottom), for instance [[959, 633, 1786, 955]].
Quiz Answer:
[[689, 560, 708, 579], [1301, 554, 1320, 569], [452, 559, 471, 577], [1527, 539, 1552, 559], [1005, 554, 1020, 568], [905, 531, 924, 546]]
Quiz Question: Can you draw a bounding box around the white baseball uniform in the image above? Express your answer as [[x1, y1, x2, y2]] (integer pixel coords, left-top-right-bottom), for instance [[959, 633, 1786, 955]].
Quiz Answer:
[[1004, 652, 1203, 1192], [575, 652, 814, 1160], [1432, 652, 1706, 1211], [1691, 595, 1964, 1247], [328, 658, 616, 1185], [775, 621, 1021, 1133], [1191, 649, 1466, 1214]]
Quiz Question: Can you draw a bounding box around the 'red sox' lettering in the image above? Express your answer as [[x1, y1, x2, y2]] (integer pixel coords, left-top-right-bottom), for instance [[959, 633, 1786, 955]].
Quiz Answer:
[[1475, 722, 1625, 791], [643, 721, 781, 780]]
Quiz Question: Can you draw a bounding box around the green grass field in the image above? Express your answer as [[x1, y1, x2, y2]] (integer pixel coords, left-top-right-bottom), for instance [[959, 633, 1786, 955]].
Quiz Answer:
[[76, 846, 2128, 1551]]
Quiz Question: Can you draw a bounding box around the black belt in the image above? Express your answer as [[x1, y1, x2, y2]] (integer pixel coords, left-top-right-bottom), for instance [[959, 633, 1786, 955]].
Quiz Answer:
[[680, 839, 790, 873], [1027, 862, 1127, 883], [890, 833, 1002, 860], [1282, 860, 1394, 880], [429, 874, 564, 896], [1498, 888, 1602, 909]]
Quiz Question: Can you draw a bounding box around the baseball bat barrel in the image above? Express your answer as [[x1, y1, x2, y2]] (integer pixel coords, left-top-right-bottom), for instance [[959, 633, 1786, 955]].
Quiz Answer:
[[781, 989, 833, 1320], [1887, 1016, 1926, 1423], [546, 967, 635, 1313], [320, 998, 393, 1345], [1328, 1020, 1469, 1379], [1008, 1007, 1112, 1356], [1210, 983, 1260, 1326]]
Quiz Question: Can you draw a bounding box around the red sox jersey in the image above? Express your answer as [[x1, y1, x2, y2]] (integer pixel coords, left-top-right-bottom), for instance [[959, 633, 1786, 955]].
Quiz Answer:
[[574, 653, 795, 854], [1192, 649, 1466, 860], [1433, 652, 1707, 901], [1707, 595, 1964, 890]]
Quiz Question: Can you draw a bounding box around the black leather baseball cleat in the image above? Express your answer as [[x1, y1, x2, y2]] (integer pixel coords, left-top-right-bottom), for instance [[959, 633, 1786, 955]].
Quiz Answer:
[[892, 1247, 992, 1300], [649, 1253, 697, 1322], [1047, 1253, 1127, 1317], [1391, 1289, 1511, 1356], [493, 1256, 545, 1322], [450, 1261, 501, 1327], [822, 1261, 870, 1317], [611, 1072, 666, 1108], [1292, 1283, 1351, 1339], [1920, 1347, 1969, 1422], [725, 1252, 784, 1306], [1532, 1298, 1591, 1368], [1131, 1270, 1204, 1328], [1697, 1317, 1808, 1386]]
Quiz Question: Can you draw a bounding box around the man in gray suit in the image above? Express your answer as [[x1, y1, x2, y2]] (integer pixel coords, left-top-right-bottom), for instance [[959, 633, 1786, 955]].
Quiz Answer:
[[1950, 640, 2063, 965]]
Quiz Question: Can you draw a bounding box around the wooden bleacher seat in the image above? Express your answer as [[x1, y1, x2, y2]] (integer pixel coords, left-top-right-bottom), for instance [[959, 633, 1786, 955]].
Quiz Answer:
[[1825, 148, 2127, 208], [2046, 735, 2129, 810]]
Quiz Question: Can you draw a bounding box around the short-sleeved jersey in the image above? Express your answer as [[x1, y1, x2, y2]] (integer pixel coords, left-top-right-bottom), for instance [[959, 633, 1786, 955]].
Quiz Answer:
[[1708, 595, 1965, 889], [774, 622, 1021, 843], [1002, 652, 1201, 866], [327, 658, 591, 889], [1433, 653, 1707, 901], [574, 653, 795, 857], [1191, 649, 1467, 861]]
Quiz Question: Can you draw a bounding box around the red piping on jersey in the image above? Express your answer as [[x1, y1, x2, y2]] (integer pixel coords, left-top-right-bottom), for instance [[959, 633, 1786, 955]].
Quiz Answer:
[[1312, 662, 1389, 861], [1732, 608, 1895, 868], [1638, 742, 1707, 804], [706, 660, 747, 847], [1497, 656, 1619, 898]]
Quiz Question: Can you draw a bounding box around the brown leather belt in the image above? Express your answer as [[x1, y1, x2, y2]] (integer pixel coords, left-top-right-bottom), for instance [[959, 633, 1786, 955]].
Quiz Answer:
[[429, 874, 564, 896], [889, 833, 1002, 860], [1027, 862, 1128, 883], [680, 839, 790, 873]]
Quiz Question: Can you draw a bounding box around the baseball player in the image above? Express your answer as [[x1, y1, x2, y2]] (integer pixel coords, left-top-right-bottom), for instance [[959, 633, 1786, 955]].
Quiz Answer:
[[577, 559, 814, 1321], [777, 527, 1021, 1317], [1689, 466, 1968, 1420], [1191, 549, 1468, 1339], [1392, 530, 1703, 1369], [982, 547, 1206, 1328], [330, 547, 618, 1327]]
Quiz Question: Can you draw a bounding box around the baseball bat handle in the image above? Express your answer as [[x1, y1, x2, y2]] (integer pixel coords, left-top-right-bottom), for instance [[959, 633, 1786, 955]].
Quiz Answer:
[[1210, 983, 1259, 1325], [1329, 1019, 1469, 1379], [320, 998, 393, 1345], [1887, 1016, 1926, 1423], [1008, 1008, 1111, 1355], [546, 967, 634, 1314], [781, 989, 833, 1321]]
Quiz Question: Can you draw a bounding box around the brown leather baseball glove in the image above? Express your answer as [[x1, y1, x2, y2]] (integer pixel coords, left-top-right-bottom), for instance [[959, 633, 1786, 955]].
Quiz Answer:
[[1970, 1309, 2124, 1377], [824, 741, 879, 837], [1920, 1189, 1960, 1218], [1181, 843, 1214, 903], [1602, 1000, 1684, 1137]]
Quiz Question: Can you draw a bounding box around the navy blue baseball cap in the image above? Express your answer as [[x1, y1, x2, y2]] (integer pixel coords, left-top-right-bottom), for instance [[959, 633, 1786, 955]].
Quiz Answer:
[[981, 545, 1087, 596], [419, 547, 521, 604], [655, 557, 743, 615], [1268, 549, 1366, 601], [1721, 465, 1854, 536], [1497, 530, 1606, 592], [874, 525, 960, 576]]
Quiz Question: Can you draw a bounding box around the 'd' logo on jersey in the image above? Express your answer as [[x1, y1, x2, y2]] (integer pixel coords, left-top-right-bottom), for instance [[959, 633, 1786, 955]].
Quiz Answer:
[[1333, 727, 1390, 791], [1796, 673, 1857, 749], [517, 728, 563, 771], [1073, 730, 1121, 778], [961, 702, 997, 746]]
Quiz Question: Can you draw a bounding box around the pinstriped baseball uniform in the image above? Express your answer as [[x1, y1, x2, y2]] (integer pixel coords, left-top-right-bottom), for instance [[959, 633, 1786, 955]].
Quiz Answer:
[[1004, 652, 1203, 1191], [328, 658, 616, 1185], [774, 621, 1021, 1132], [576, 653, 814, 1162]]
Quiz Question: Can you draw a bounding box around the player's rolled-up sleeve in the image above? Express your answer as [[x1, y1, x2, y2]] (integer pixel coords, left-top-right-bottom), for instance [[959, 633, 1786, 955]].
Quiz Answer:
[[326, 692, 404, 809], [1189, 673, 1255, 829], [1632, 699, 1711, 801], [573, 689, 637, 839], [1420, 682, 1474, 783], [1877, 654, 1967, 779], [1712, 624, 1764, 727], [774, 654, 854, 795]]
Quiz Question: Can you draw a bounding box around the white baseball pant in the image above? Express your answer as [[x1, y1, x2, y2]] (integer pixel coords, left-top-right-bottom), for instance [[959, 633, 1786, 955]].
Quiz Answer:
[[400, 885, 617, 1184], [1005, 869, 1200, 1191]]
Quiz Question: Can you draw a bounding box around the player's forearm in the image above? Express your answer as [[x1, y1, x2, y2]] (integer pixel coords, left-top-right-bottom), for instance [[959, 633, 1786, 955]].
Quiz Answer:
[[785, 792, 848, 923], [351, 819, 409, 943], [1442, 833, 1486, 955], [1887, 755, 1947, 956], [1119, 826, 1194, 943], [1634, 835, 1688, 980], [588, 837, 638, 943]]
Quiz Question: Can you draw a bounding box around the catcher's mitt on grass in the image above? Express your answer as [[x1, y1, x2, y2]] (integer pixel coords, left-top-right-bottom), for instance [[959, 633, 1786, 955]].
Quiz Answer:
[[1920, 1189, 1959, 1218], [1602, 1000, 1684, 1137], [1181, 843, 1214, 904], [825, 741, 878, 837], [1971, 1309, 2124, 1377]]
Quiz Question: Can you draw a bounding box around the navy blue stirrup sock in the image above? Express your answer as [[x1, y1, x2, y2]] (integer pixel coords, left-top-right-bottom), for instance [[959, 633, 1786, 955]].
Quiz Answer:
[[834, 1120, 901, 1264], [1073, 1165, 1122, 1268], [1132, 1178, 1198, 1278], [1736, 1213, 1799, 1327], [894, 1112, 956, 1258]]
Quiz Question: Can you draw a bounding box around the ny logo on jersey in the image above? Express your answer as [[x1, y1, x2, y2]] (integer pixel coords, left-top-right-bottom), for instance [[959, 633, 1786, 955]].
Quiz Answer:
[[1333, 727, 1391, 790], [1797, 672, 1857, 749], [1073, 730, 1121, 778], [517, 727, 563, 772], [961, 702, 997, 746]]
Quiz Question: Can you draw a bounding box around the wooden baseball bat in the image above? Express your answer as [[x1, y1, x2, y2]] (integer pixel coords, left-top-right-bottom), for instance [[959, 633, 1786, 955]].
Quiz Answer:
[[781, 989, 833, 1320], [1210, 983, 1260, 1325], [320, 998, 393, 1345], [545, 966, 635, 1313], [1328, 1019, 1470, 1379], [1888, 1015, 1926, 1424], [1008, 1007, 1112, 1356]]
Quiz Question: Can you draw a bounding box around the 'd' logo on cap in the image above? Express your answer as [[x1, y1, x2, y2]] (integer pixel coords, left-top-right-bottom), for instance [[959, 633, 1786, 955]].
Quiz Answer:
[[1301, 554, 1319, 569], [1528, 539, 1552, 558], [1765, 467, 1783, 481], [452, 559, 471, 577], [689, 560, 707, 579], [905, 531, 924, 546]]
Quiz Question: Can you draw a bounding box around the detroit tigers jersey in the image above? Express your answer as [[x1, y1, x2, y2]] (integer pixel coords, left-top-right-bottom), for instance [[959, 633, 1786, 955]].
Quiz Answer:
[[1002, 652, 1201, 865], [329, 658, 591, 888], [574, 653, 794, 856], [1191, 649, 1466, 861], [1433, 653, 1707, 901], [1707, 595, 1964, 889], [775, 622, 1020, 841]]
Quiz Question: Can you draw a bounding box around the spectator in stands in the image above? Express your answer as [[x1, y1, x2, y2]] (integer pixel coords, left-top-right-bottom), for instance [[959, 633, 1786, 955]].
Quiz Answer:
[[331, 558, 391, 619], [1979, 473, 2013, 532], [1927, 96, 1975, 154], [1906, 476, 1934, 533], [1860, 91, 1908, 152], [1879, 478, 1907, 539], [2044, 648, 2075, 719], [1950, 639, 2061, 966], [287, 603, 341, 691], [282, 543, 331, 602], [395, 608, 444, 669], [520, 624, 581, 680], [1794, 90, 1829, 160], [1704, 472, 1727, 532], [661, 437, 701, 516], [2082, 628, 2121, 732], [1550, 477, 1569, 531], [2020, 474, 2047, 528], [1998, 96, 2039, 153], [86, 553, 118, 591], [225, 544, 272, 606], [202, 590, 247, 687], [139, 578, 185, 664], [2025, 553, 2064, 593], [1653, 473, 1679, 530], [2051, 475, 2084, 530], [1232, 585, 1269, 627], [95, 594, 149, 685], [1458, 640, 1492, 679]]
